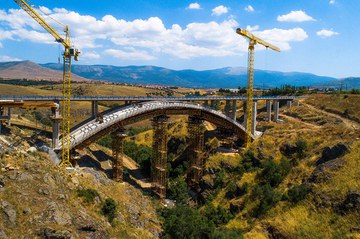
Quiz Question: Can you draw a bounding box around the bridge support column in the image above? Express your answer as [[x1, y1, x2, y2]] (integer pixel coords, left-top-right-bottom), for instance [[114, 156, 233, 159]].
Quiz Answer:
[[204, 100, 209, 107], [51, 103, 61, 149], [7, 108, 11, 126], [111, 128, 126, 182], [210, 100, 215, 108], [225, 100, 231, 117], [152, 115, 169, 199], [232, 100, 237, 121], [294, 100, 299, 107], [91, 101, 98, 118], [0, 107, 3, 134], [187, 116, 205, 191], [273, 100, 279, 122], [251, 101, 258, 135], [242, 101, 247, 126], [287, 101, 292, 109], [266, 100, 272, 122]]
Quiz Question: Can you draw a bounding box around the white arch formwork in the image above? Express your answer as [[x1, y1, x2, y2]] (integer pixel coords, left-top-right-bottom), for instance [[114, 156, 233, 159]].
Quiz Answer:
[[56, 101, 256, 150]]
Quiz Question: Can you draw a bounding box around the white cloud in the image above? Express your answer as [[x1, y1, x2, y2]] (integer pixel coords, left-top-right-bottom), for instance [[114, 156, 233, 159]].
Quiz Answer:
[[329, 0, 335, 4], [316, 29, 339, 38], [253, 28, 308, 50], [39, 6, 52, 14], [246, 25, 259, 32], [1, 7, 307, 61], [188, 3, 201, 10], [0, 55, 22, 62], [105, 48, 155, 60], [212, 5, 229, 16], [245, 5, 254, 12], [82, 51, 101, 59], [277, 10, 315, 22]]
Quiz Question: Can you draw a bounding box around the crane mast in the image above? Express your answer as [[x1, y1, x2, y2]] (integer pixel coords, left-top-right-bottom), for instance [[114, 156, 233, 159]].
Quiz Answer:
[[14, 0, 79, 166], [236, 28, 280, 149]]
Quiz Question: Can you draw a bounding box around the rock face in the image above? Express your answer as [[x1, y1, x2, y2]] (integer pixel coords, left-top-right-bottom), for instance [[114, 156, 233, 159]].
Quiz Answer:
[[316, 143, 350, 166], [0, 200, 16, 226], [338, 192, 360, 214], [308, 158, 344, 183]]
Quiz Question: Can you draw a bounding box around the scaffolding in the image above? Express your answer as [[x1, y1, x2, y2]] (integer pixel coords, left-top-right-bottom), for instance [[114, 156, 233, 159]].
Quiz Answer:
[[151, 115, 169, 199], [187, 116, 205, 190], [111, 128, 126, 182]]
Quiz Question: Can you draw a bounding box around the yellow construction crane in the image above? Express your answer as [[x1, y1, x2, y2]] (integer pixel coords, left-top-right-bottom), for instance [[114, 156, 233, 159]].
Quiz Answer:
[[14, 0, 79, 166], [236, 28, 280, 149]]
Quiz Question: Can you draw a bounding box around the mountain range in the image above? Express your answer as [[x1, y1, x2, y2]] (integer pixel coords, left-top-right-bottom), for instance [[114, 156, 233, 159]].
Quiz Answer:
[[1, 60, 359, 89]]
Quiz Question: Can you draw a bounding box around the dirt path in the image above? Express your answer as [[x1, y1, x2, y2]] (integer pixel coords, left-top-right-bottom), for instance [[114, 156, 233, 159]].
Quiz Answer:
[[279, 113, 322, 130], [302, 102, 360, 130]]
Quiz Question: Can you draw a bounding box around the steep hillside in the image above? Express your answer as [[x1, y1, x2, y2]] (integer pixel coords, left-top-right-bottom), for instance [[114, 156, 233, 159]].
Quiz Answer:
[[0, 61, 90, 82], [0, 131, 161, 238]]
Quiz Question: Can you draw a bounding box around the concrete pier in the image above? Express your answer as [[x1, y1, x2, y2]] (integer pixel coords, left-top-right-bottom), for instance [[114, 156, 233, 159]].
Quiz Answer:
[[251, 101, 258, 135], [91, 101, 99, 118], [273, 100, 279, 122], [232, 100, 237, 121], [287, 100, 292, 109], [51, 103, 61, 149], [225, 100, 231, 117], [266, 100, 272, 122]]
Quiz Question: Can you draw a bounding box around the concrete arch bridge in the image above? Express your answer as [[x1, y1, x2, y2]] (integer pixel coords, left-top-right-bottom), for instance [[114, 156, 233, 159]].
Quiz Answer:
[[56, 101, 254, 198]]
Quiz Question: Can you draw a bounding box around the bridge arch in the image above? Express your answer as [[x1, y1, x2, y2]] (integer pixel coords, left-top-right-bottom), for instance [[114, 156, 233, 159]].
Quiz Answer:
[[57, 101, 254, 150]]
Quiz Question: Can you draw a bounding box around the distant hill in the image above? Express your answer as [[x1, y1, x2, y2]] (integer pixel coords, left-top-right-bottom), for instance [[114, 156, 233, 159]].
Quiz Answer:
[[311, 77, 360, 89], [42, 63, 336, 88], [0, 61, 90, 82]]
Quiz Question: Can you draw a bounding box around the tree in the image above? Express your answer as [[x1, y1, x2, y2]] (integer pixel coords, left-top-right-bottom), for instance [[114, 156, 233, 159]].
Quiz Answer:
[[101, 198, 117, 223], [167, 177, 188, 204]]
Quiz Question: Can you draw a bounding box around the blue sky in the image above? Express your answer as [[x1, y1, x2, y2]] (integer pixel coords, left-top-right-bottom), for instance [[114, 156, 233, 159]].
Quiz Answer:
[[0, 0, 359, 78]]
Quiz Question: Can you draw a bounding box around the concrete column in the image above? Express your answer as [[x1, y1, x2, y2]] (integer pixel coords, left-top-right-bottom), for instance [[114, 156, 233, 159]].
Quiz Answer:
[[266, 100, 272, 122], [287, 101, 292, 109], [210, 100, 215, 108], [294, 100, 299, 107], [204, 100, 209, 107], [225, 100, 231, 117], [232, 100, 237, 121], [0, 107, 3, 134], [251, 101, 258, 135], [91, 101, 99, 118], [51, 103, 61, 149], [242, 101, 247, 126], [7, 108, 11, 126], [273, 100, 279, 122]]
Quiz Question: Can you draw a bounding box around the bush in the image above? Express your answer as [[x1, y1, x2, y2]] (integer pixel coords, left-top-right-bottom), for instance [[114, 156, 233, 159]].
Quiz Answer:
[[161, 206, 215, 239], [286, 184, 312, 203], [167, 177, 188, 204], [203, 204, 234, 226], [101, 198, 117, 223], [212, 228, 244, 239], [252, 183, 281, 217], [242, 150, 261, 171], [77, 188, 99, 203], [295, 139, 307, 159], [259, 158, 291, 187]]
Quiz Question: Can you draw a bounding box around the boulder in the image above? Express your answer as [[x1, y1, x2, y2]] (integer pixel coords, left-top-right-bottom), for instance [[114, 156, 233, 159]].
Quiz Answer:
[[0, 200, 17, 225], [38, 227, 73, 239], [316, 143, 350, 166], [308, 158, 344, 183], [338, 191, 360, 214]]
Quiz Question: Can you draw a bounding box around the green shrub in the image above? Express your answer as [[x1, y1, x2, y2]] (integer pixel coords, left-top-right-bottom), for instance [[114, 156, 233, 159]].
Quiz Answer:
[[286, 184, 312, 203], [101, 198, 117, 223], [203, 204, 234, 226], [242, 150, 261, 171], [259, 158, 291, 187], [167, 177, 188, 204], [161, 206, 215, 239], [251, 183, 281, 217], [295, 139, 307, 159], [77, 188, 99, 203]]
